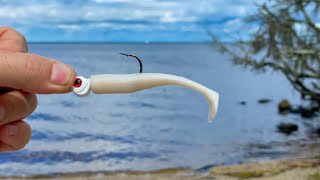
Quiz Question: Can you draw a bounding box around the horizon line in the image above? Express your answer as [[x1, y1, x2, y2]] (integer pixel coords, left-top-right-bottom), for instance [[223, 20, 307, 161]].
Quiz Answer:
[[27, 41, 220, 44]]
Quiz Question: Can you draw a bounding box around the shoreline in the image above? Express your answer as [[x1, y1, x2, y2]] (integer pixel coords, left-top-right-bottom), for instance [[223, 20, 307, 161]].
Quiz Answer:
[[2, 156, 320, 180]]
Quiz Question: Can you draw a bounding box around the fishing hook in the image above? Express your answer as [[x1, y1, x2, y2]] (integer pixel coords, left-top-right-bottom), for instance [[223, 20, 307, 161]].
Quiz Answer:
[[119, 53, 143, 73], [73, 54, 220, 122]]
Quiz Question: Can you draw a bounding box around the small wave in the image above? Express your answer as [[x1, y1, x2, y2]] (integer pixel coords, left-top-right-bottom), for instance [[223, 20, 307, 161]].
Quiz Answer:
[[0, 150, 158, 164], [28, 113, 65, 122], [117, 101, 158, 109], [31, 131, 138, 144], [60, 100, 77, 107]]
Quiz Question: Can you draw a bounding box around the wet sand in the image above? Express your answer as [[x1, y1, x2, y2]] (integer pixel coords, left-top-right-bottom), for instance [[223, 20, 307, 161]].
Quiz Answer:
[[2, 156, 320, 180]]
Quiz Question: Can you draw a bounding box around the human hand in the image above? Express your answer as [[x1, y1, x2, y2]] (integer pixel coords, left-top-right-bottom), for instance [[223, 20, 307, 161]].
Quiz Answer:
[[0, 27, 77, 152]]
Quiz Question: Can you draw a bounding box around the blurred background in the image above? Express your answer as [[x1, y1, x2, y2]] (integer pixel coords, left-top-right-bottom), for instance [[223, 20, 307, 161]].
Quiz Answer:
[[0, 0, 251, 42], [0, 0, 319, 177]]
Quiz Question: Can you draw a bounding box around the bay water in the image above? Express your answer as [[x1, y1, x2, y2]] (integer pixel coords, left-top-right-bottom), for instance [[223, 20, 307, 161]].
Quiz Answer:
[[0, 44, 318, 176]]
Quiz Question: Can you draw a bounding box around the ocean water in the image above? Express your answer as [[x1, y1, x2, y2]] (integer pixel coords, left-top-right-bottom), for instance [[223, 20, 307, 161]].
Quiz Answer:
[[0, 44, 319, 176]]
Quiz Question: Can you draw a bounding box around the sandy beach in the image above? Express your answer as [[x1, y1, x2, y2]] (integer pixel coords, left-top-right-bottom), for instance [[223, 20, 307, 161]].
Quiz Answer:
[[2, 156, 319, 180]]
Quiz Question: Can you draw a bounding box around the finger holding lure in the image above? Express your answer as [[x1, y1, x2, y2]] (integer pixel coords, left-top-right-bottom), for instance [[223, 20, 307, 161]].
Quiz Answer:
[[73, 53, 219, 122]]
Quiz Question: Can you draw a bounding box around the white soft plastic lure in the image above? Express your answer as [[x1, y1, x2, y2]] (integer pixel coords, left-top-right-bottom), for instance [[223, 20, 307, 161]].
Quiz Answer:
[[73, 54, 219, 122]]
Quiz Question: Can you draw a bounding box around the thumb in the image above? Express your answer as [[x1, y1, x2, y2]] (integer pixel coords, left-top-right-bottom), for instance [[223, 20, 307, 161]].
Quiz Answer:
[[0, 51, 77, 94]]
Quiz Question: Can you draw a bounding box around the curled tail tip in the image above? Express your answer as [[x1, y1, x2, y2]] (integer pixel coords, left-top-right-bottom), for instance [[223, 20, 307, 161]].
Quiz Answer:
[[207, 90, 219, 123], [208, 108, 217, 123]]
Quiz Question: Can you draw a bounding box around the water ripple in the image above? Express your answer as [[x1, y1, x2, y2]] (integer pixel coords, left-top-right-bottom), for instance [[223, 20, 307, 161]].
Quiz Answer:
[[32, 131, 138, 144], [60, 100, 77, 107], [0, 150, 158, 164], [28, 113, 65, 122]]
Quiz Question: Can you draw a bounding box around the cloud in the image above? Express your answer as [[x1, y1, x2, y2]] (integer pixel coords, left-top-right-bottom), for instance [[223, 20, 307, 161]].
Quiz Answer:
[[57, 24, 82, 31], [0, 0, 261, 42]]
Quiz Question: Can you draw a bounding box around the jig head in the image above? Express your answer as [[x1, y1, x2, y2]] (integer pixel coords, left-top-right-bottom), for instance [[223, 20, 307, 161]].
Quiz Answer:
[[73, 54, 219, 122]]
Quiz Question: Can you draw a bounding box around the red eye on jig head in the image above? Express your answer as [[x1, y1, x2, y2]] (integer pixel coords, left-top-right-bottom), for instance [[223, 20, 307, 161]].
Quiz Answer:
[[74, 78, 82, 88]]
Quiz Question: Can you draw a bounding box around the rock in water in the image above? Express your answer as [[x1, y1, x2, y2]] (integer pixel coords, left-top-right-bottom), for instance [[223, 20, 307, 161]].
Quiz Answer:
[[278, 99, 292, 113], [277, 123, 298, 135], [239, 101, 247, 105], [258, 98, 272, 104], [316, 128, 320, 136], [300, 108, 315, 118]]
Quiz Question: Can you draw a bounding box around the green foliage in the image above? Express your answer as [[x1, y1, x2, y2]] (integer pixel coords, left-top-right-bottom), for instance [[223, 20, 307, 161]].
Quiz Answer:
[[215, 0, 320, 103]]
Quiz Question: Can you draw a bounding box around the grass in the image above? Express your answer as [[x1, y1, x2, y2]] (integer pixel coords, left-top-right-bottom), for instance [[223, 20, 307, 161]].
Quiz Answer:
[[229, 171, 264, 178], [126, 168, 191, 175], [309, 173, 320, 180]]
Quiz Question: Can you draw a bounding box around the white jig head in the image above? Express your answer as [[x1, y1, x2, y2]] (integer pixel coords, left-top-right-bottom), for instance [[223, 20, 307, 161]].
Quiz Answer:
[[72, 54, 219, 122], [73, 76, 91, 97]]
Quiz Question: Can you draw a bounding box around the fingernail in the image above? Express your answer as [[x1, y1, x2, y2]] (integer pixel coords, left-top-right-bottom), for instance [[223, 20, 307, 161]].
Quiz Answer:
[[0, 106, 5, 121], [50, 63, 72, 86], [6, 125, 18, 136]]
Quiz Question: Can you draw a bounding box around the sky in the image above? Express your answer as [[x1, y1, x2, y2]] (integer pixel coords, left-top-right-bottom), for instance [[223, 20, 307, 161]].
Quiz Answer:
[[0, 0, 261, 42]]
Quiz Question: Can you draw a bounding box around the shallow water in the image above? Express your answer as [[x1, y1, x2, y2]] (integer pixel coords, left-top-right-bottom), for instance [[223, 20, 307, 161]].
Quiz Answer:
[[0, 44, 319, 176]]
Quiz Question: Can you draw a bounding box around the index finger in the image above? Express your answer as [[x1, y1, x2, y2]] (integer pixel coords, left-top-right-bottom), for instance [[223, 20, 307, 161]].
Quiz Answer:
[[0, 51, 77, 94], [0, 27, 28, 53]]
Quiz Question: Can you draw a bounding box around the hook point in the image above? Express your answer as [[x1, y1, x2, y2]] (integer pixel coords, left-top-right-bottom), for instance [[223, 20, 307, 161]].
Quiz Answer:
[[119, 53, 143, 73]]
